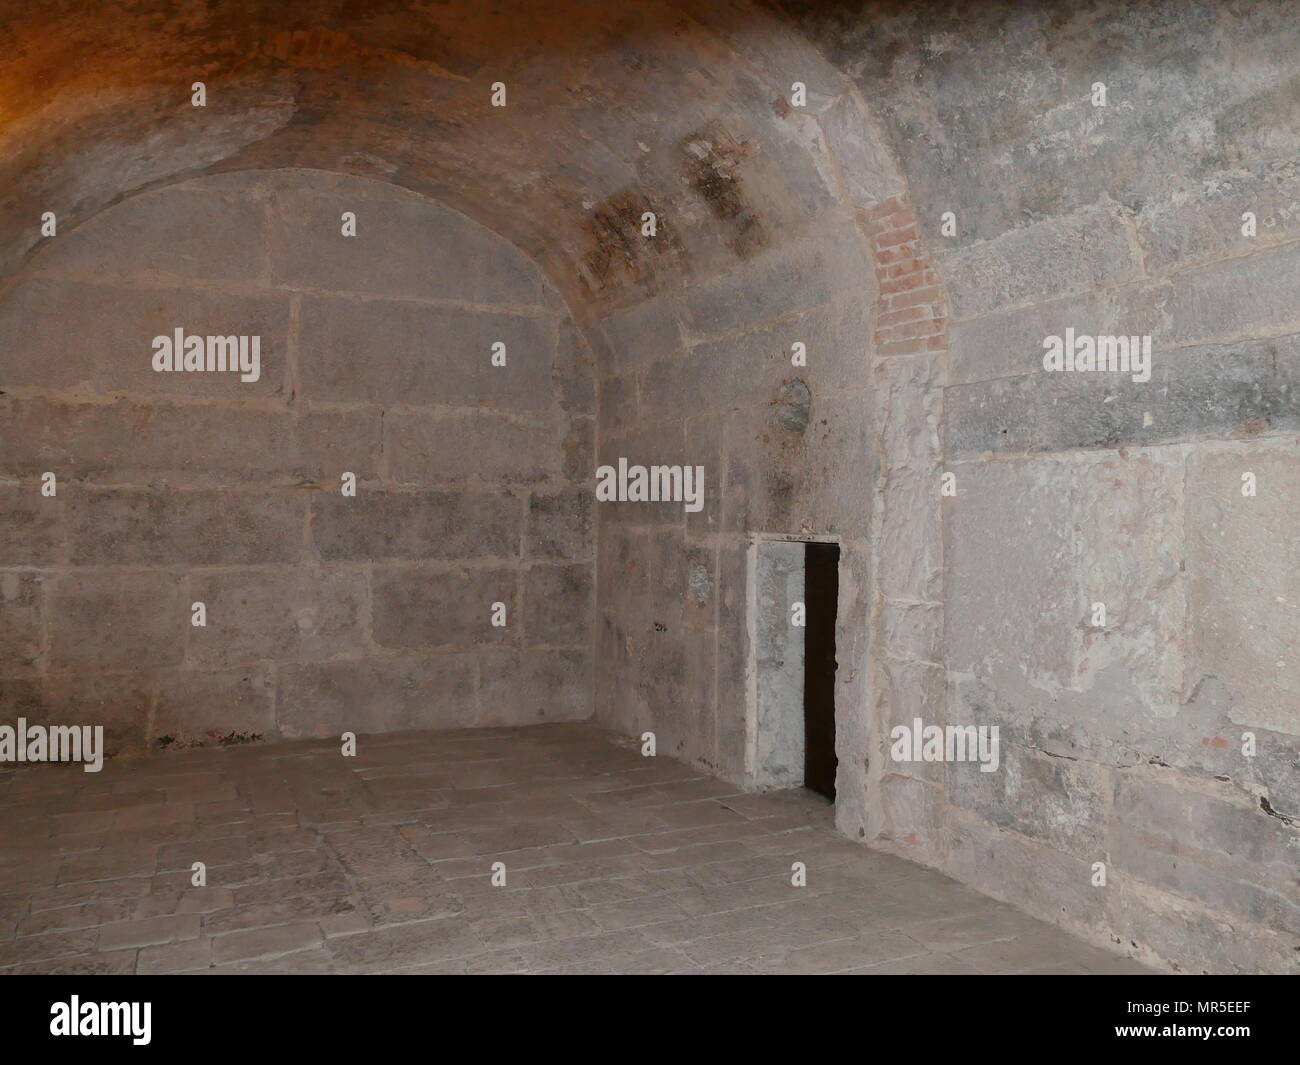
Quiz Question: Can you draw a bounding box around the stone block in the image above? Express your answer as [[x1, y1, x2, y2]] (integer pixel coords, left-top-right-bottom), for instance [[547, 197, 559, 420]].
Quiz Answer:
[[97, 915, 200, 951], [598, 294, 685, 376], [948, 289, 1115, 386], [0, 395, 295, 484], [879, 659, 947, 785], [1135, 170, 1300, 275], [596, 419, 693, 528], [597, 373, 637, 434], [524, 489, 593, 561], [752, 538, 804, 790], [721, 389, 872, 538], [48, 570, 186, 671], [878, 469, 940, 602], [68, 489, 305, 566], [554, 323, 596, 415], [298, 294, 555, 410], [0, 486, 65, 567], [946, 337, 1290, 457], [524, 563, 594, 646], [882, 599, 941, 663], [1187, 445, 1300, 735], [477, 649, 593, 724], [294, 408, 383, 484], [680, 224, 871, 338], [0, 571, 47, 676], [1072, 451, 1185, 710], [641, 297, 870, 420], [1109, 878, 1296, 975], [325, 914, 484, 973], [371, 565, 517, 650], [818, 93, 904, 205], [875, 352, 940, 477], [561, 415, 595, 487], [269, 188, 550, 306], [187, 566, 367, 668], [939, 202, 1139, 320], [152, 667, 276, 747], [1110, 771, 1298, 934], [944, 459, 1076, 685], [878, 774, 945, 863], [947, 745, 1110, 857], [30, 185, 266, 284], [385, 410, 558, 486], [0, 277, 288, 397], [277, 655, 477, 738], [1121, 240, 1300, 350], [944, 808, 1108, 931], [311, 489, 522, 562], [41, 672, 152, 754]]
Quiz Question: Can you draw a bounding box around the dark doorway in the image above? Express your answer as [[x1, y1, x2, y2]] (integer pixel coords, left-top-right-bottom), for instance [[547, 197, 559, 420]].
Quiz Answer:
[[802, 542, 840, 800]]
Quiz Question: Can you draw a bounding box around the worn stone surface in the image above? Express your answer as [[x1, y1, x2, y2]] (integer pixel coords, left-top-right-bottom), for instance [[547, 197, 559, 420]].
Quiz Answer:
[[752, 540, 805, 790], [0, 572, 46, 677], [3, 0, 1298, 978], [0, 724, 1147, 974], [277, 656, 479, 738], [298, 297, 557, 411], [1187, 446, 1300, 737], [938, 202, 1141, 321], [372, 566, 518, 650], [153, 668, 277, 748], [946, 336, 1299, 457], [1, 168, 594, 746], [47, 571, 188, 672], [944, 460, 1077, 686]]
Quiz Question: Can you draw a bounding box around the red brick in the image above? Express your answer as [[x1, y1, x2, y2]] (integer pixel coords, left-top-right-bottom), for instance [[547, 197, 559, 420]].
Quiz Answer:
[[875, 244, 920, 266], [884, 285, 945, 312], [878, 317, 946, 343], [882, 257, 936, 280], [879, 270, 939, 296], [860, 209, 912, 236], [877, 334, 949, 356], [874, 223, 919, 249], [859, 196, 909, 223], [876, 304, 935, 328]]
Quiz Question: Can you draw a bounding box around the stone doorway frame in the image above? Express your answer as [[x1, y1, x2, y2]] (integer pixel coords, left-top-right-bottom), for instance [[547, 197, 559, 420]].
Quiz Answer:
[[743, 532, 844, 797]]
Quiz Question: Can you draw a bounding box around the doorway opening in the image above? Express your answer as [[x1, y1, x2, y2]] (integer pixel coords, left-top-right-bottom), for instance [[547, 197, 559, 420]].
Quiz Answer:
[[802, 541, 840, 799], [747, 536, 840, 800]]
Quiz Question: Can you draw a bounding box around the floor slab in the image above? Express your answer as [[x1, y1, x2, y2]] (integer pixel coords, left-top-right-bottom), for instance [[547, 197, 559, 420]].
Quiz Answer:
[[0, 723, 1152, 974]]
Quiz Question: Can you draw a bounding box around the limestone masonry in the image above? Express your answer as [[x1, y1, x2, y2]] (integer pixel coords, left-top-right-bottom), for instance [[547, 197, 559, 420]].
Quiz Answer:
[[0, 0, 1295, 978]]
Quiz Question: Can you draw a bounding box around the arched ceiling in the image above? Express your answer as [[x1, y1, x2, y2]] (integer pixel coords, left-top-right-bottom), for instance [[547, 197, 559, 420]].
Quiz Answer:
[[0, 0, 901, 318]]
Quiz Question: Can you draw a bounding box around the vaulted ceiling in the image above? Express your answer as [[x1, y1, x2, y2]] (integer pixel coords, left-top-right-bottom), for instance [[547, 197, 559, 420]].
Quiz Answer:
[[0, 0, 898, 316]]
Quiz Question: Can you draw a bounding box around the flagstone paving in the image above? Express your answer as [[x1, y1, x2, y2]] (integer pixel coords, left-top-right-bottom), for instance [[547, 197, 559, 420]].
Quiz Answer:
[[0, 723, 1153, 974]]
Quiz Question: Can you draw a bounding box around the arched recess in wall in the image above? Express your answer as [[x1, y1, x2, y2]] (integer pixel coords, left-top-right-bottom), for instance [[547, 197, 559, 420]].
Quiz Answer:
[[0, 0, 952, 846], [0, 0, 908, 312], [1, 166, 598, 749]]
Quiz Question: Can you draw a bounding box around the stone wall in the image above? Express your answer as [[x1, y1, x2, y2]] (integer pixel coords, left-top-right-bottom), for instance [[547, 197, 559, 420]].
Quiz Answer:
[[586, 47, 902, 853], [0, 169, 595, 752], [591, 215, 878, 785], [790, 0, 1300, 973], [0, 0, 1295, 976]]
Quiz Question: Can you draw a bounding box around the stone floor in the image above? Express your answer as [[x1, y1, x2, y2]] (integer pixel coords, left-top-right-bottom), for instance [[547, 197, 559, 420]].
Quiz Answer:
[[0, 723, 1151, 975]]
